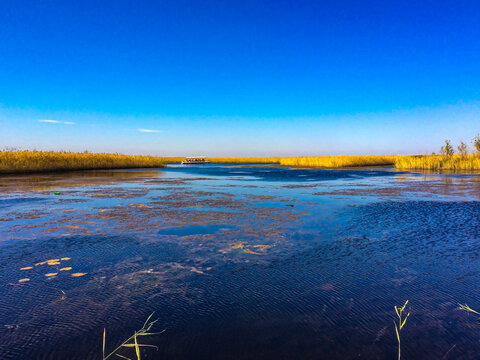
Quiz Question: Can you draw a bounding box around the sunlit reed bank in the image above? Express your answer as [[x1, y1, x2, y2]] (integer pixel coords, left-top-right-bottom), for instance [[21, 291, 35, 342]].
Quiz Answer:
[[395, 155, 480, 171], [279, 155, 397, 168], [0, 151, 179, 174], [3, 150, 480, 173], [209, 157, 281, 163], [208, 156, 397, 167]]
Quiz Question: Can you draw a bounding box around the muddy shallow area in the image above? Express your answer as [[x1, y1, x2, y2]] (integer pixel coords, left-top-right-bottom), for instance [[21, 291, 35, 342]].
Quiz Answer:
[[1, 164, 480, 359]]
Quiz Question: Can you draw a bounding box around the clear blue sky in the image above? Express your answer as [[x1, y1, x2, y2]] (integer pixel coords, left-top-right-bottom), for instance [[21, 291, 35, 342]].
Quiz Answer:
[[1, 0, 479, 156]]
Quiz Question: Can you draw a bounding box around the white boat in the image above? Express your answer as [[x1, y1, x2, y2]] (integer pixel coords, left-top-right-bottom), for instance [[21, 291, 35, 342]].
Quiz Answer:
[[181, 156, 210, 165]]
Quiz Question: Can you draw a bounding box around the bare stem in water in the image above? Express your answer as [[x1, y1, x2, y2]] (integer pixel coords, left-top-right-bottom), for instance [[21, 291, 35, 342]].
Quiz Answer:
[[457, 303, 480, 326], [394, 300, 410, 360], [457, 303, 480, 315], [102, 313, 164, 360]]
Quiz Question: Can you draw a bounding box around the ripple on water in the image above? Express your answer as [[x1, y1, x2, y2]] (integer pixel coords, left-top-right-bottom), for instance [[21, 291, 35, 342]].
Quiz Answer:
[[157, 224, 237, 236], [2, 167, 480, 359]]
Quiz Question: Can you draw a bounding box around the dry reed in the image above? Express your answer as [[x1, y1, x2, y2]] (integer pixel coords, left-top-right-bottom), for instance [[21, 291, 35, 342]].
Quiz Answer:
[[0, 150, 179, 174], [394, 300, 410, 360], [395, 155, 480, 171], [208, 157, 281, 163], [4, 150, 480, 173], [103, 313, 163, 360], [279, 155, 397, 168]]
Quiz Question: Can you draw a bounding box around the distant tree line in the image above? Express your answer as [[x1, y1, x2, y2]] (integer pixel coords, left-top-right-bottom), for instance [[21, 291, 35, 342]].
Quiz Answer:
[[437, 135, 480, 157]]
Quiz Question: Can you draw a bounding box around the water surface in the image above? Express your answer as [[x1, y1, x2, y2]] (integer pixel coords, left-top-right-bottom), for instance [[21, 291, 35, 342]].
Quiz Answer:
[[1, 164, 480, 359]]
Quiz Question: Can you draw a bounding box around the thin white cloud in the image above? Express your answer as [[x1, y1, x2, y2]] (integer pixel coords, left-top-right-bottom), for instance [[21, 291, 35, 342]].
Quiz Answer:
[[39, 119, 60, 123], [38, 119, 75, 125], [138, 128, 162, 133]]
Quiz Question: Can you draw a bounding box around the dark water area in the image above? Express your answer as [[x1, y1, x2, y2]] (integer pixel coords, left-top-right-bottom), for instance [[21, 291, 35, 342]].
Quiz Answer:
[[1, 164, 480, 359]]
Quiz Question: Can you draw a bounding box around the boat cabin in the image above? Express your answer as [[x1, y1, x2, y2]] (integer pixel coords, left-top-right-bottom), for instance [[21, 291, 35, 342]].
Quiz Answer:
[[181, 156, 210, 164]]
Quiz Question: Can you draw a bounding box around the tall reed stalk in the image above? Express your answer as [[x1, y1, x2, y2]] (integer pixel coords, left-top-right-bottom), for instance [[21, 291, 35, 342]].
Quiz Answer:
[[394, 300, 410, 360], [102, 313, 163, 360]]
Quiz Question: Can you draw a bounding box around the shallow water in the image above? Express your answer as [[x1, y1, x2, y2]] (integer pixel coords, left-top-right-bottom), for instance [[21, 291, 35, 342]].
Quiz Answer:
[[1, 164, 480, 359]]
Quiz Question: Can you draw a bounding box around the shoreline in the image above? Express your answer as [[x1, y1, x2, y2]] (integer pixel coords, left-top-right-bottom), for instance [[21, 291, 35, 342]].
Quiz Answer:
[[2, 151, 480, 174]]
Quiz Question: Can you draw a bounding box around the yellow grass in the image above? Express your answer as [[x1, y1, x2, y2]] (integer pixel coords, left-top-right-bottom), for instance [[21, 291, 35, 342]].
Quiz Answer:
[[279, 155, 397, 168], [3, 151, 480, 173], [103, 313, 163, 360], [209, 157, 281, 163], [0, 150, 179, 174], [394, 300, 410, 360], [395, 155, 480, 171], [207, 156, 397, 167]]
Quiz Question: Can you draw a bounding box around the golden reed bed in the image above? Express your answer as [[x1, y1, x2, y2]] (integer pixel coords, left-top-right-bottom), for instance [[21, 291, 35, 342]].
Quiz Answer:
[[0, 151, 182, 174], [394, 154, 480, 170], [208, 155, 398, 167], [2, 151, 480, 173], [209, 157, 281, 164], [212, 155, 480, 170], [279, 155, 397, 168]]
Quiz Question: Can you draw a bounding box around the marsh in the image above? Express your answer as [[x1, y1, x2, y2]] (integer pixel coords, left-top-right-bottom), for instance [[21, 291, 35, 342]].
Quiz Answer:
[[1, 164, 480, 359]]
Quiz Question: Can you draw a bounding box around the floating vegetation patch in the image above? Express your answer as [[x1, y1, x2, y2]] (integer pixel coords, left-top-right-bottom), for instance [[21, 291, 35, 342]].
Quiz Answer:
[[71, 272, 88, 277], [230, 241, 246, 249], [252, 244, 272, 251], [13, 257, 88, 284], [129, 203, 153, 209]]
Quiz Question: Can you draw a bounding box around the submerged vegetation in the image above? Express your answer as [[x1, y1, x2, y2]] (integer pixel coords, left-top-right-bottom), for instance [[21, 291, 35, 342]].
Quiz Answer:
[[0, 150, 181, 174]]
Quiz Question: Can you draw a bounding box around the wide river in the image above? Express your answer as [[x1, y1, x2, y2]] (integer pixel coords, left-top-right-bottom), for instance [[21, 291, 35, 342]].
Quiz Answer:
[[1, 164, 480, 359]]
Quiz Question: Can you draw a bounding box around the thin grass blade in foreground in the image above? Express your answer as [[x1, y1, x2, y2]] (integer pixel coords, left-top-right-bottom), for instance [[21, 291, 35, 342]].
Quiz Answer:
[[102, 313, 164, 360], [457, 303, 480, 326], [457, 303, 480, 315], [394, 300, 410, 360]]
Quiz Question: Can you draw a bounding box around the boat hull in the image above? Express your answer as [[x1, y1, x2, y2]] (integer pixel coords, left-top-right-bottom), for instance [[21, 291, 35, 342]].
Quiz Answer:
[[181, 161, 210, 165]]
